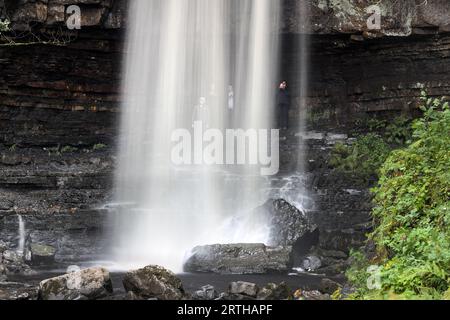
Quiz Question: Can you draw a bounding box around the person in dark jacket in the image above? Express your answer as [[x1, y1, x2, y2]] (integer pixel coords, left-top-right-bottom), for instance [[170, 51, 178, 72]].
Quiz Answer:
[[277, 81, 290, 129]]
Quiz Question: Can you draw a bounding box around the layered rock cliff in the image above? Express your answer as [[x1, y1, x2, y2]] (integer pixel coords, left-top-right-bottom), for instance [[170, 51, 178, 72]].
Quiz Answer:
[[0, 0, 449, 268]]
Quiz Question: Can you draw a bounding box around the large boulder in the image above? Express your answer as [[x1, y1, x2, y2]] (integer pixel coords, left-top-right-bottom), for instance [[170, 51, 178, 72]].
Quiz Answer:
[[26, 243, 56, 266], [184, 244, 292, 274], [192, 285, 218, 300], [38, 267, 113, 300], [256, 199, 315, 247], [300, 255, 322, 272], [257, 282, 292, 300], [122, 265, 185, 300]]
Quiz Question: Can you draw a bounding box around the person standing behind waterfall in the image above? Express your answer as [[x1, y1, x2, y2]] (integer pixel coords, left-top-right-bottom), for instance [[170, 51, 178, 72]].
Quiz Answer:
[[277, 81, 290, 130], [192, 96, 210, 129]]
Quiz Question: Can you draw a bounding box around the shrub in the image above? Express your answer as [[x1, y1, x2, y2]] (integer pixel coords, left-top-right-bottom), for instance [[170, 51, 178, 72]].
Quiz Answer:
[[0, 19, 10, 33], [347, 93, 450, 299], [61, 146, 78, 153], [385, 116, 413, 145], [93, 143, 107, 151], [329, 133, 391, 183]]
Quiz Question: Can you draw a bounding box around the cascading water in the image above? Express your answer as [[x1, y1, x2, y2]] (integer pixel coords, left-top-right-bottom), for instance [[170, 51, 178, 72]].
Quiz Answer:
[[17, 214, 25, 256], [112, 0, 282, 272]]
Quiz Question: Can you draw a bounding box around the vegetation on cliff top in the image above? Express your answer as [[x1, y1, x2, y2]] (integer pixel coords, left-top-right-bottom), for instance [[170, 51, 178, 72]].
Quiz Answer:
[[345, 93, 450, 299]]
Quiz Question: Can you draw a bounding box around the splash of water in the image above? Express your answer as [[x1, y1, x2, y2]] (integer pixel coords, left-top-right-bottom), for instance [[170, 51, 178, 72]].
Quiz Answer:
[[112, 0, 283, 272]]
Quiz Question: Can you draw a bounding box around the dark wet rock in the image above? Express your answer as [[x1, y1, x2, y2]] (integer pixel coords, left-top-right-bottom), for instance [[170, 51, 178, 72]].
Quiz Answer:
[[184, 244, 292, 275], [38, 267, 113, 300], [317, 262, 350, 276], [26, 243, 56, 266], [257, 199, 315, 247], [229, 281, 258, 298], [0, 282, 38, 300], [300, 255, 322, 272], [122, 265, 185, 300], [192, 285, 218, 300], [319, 278, 342, 295], [316, 248, 348, 260], [2, 250, 22, 264], [0, 210, 111, 264], [257, 282, 292, 300], [0, 241, 7, 253], [0, 263, 6, 281]]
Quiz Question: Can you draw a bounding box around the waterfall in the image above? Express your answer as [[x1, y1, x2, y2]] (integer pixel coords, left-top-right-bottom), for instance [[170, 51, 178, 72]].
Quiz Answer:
[[17, 214, 25, 256], [113, 0, 281, 272]]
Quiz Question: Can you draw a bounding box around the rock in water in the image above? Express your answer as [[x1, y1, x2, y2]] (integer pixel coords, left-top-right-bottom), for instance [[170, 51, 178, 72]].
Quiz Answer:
[[229, 282, 258, 297], [257, 199, 315, 247], [38, 267, 113, 300], [122, 265, 185, 300], [27, 244, 56, 266], [192, 285, 218, 300], [300, 255, 322, 272], [184, 244, 292, 274], [319, 278, 342, 295], [257, 282, 292, 300]]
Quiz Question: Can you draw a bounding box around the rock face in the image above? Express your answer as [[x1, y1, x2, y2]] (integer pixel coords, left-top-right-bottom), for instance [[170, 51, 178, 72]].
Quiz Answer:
[[1, 250, 33, 275], [1, 0, 450, 277], [1, 0, 127, 30], [0, 282, 38, 300], [257, 199, 315, 247], [2, 1, 449, 37], [38, 267, 113, 300], [285, 0, 450, 36], [184, 244, 292, 275], [122, 265, 185, 300]]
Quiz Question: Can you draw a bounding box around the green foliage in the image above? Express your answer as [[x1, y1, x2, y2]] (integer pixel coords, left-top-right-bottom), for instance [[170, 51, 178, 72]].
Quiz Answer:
[[46, 146, 61, 156], [46, 145, 79, 156], [93, 143, 107, 151], [385, 116, 412, 145], [329, 133, 391, 182], [367, 118, 388, 132], [8, 144, 17, 152], [61, 145, 78, 154], [308, 109, 332, 125], [347, 93, 450, 299], [345, 250, 372, 296], [0, 19, 10, 33]]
